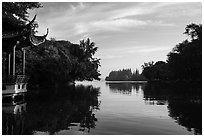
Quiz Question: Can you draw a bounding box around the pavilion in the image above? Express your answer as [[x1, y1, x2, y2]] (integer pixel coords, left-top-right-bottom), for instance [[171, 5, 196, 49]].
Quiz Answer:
[[2, 15, 48, 99]]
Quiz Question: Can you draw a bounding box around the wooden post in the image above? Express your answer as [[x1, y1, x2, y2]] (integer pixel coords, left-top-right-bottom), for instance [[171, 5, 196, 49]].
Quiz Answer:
[[22, 48, 26, 75], [8, 53, 11, 76], [13, 45, 16, 76]]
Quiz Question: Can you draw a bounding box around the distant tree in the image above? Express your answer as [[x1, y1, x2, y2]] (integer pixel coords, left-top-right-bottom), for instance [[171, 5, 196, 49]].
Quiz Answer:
[[135, 69, 139, 75], [106, 69, 131, 81], [106, 68, 146, 81], [131, 69, 146, 81]]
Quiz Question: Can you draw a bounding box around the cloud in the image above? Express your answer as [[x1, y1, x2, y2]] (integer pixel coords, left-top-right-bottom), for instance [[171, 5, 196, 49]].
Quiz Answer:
[[30, 2, 200, 42], [70, 2, 86, 10], [33, 3, 178, 37], [29, 2, 201, 79], [110, 6, 154, 19], [92, 18, 147, 28], [96, 45, 172, 61], [73, 18, 148, 34], [134, 46, 172, 53], [108, 2, 181, 19], [98, 54, 124, 59], [73, 18, 174, 36]]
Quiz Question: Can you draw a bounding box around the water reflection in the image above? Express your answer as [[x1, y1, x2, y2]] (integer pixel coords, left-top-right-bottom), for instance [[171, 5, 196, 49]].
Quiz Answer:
[[2, 102, 27, 135], [143, 82, 202, 135], [106, 82, 202, 135], [106, 82, 143, 95], [2, 84, 100, 135], [3, 82, 202, 135]]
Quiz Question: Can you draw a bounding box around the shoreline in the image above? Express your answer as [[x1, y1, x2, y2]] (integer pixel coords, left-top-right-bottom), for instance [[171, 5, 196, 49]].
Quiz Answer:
[[105, 80, 147, 83]]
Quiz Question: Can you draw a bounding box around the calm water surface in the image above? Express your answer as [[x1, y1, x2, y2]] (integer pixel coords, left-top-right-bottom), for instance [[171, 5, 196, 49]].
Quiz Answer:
[[2, 81, 202, 135]]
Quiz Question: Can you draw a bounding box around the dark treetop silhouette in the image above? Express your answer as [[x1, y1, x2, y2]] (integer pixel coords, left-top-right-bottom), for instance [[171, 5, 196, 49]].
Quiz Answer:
[[105, 68, 146, 81]]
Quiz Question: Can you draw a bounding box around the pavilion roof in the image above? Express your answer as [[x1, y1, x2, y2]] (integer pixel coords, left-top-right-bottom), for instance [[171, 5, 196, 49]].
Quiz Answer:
[[2, 15, 48, 52]]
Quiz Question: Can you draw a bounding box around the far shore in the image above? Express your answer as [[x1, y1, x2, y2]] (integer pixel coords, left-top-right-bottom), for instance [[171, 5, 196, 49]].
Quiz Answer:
[[105, 81, 147, 83]]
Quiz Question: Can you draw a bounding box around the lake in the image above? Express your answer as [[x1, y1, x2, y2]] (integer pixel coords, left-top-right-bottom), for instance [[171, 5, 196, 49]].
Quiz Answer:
[[2, 80, 202, 135]]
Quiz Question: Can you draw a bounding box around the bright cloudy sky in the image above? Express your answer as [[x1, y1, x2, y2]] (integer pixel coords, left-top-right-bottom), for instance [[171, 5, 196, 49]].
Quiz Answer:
[[29, 2, 202, 79]]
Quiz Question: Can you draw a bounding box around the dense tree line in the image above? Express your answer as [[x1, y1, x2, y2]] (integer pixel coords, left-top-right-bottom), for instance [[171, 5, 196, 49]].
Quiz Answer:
[[2, 2, 101, 89], [141, 23, 202, 83], [105, 69, 146, 81]]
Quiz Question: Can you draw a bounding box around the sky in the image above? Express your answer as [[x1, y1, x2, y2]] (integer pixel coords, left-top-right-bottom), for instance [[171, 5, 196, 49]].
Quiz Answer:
[[29, 2, 202, 79]]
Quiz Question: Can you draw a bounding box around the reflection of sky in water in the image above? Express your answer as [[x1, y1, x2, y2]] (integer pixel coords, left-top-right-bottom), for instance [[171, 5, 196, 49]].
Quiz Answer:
[[2, 81, 201, 135], [77, 81, 200, 135]]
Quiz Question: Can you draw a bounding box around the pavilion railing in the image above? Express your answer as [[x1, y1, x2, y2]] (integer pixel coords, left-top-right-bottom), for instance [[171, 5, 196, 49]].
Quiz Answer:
[[2, 75, 29, 85]]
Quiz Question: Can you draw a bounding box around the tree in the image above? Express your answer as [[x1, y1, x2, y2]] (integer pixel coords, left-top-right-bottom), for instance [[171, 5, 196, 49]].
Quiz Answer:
[[141, 61, 171, 81], [142, 24, 202, 82], [26, 40, 73, 88], [141, 61, 156, 80], [2, 2, 41, 21], [2, 2, 42, 30], [69, 38, 101, 81], [167, 23, 202, 81], [26, 38, 101, 89], [184, 23, 202, 41], [141, 61, 154, 70], [105, 68, 146, 81]]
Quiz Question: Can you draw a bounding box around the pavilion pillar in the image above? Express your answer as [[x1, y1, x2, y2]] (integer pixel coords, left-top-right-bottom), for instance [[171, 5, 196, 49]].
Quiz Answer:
[[8, 53, 11, 76], [13, 45, 16, 76], [22, 48, 26, 75]]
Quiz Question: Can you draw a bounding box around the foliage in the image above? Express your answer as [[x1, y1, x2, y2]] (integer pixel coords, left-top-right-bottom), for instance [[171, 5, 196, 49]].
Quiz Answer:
[[141, 61, 171, 81], [142, 23, 202, 82], [69, 38, 101, 81], [167, 23, 202, 81], [105, 68, 146, 81], [2, 2, 41, 30], [141, 61, 154, 69], [25, 39, 101, 89], [184, 23, 202, 41], [25, 40, 72, 88]]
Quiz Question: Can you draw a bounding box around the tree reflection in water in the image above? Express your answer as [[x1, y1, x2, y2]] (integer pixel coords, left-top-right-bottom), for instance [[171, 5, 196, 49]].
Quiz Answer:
[[106, 82, 202, 135], [2, 84, 101, 135], [106, 82, 142, 95], [143, 82, 202, 135]]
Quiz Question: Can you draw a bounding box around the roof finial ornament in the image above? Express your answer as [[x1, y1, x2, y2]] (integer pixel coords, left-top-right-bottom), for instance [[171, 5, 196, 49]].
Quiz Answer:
[[44, 28, 49, 37], [26, 14, 37, 27]]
